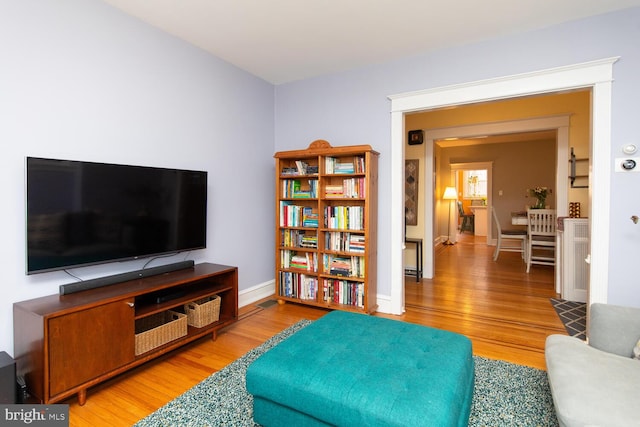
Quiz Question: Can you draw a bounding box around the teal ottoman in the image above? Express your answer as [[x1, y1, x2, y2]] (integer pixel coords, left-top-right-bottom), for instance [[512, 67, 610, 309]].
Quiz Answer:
[[246, 311, 474, 427]]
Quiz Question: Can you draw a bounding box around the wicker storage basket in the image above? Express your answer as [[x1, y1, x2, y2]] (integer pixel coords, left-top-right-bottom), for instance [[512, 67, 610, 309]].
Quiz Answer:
[[184, 295, 221, 328], [135, 310, 187, 355]]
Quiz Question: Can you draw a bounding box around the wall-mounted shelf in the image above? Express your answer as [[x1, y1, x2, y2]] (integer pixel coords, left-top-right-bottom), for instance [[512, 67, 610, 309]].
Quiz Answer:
[[569, 147, 588, 188]]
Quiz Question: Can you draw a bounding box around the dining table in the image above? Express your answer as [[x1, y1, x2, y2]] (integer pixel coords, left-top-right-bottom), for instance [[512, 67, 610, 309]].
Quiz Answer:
[[511, 211, 528, 226]]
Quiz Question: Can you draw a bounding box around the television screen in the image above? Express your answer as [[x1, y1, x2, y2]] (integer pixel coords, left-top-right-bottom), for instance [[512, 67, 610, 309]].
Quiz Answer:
[[26, 157, 207, 274]]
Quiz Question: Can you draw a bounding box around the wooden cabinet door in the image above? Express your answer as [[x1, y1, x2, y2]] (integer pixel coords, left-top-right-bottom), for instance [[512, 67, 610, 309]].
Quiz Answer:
[[48, 299, 135, 397]]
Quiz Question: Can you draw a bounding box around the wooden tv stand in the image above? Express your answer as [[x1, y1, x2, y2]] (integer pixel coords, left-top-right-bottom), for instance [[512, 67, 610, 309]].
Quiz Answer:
[[13, 262, 238, 405]]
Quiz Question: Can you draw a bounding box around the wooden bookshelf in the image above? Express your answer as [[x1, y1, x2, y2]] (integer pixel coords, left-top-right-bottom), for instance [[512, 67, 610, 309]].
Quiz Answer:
[[274, 140, 378, 313]]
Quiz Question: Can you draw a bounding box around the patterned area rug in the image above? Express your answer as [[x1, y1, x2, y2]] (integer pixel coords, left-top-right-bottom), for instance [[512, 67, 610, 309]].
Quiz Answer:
[[135, 320, 558, 427], [550, 298, 587, 340]]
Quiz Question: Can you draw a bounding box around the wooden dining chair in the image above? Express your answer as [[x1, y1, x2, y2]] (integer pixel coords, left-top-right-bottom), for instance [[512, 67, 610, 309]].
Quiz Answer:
[[457, 201, 474, 233], [526, 208, 557, 273], [492, 207, 528, 261]]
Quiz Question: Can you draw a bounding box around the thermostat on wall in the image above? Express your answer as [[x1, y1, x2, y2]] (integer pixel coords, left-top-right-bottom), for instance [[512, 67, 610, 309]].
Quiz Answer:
[[614, 157, 640, 172]]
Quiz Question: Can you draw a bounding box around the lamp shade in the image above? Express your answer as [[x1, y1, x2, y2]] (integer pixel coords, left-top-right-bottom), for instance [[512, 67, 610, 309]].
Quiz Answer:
[[443, 186, 458, 200]]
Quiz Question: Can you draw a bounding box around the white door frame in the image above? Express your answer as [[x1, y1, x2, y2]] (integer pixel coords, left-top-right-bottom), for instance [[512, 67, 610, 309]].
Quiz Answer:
[[386, 57, 618, 315], [423, 116, 570, 278]]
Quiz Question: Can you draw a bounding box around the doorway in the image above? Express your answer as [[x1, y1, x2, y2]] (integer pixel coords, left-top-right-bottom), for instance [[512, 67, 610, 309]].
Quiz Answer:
[[450, 162, 492, 245], [422, 116, 570, 278], [386, 58, 617, 315]]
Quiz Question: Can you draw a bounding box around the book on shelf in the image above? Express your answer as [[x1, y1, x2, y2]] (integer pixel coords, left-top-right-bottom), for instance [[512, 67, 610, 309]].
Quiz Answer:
[[325, 231, 346, 252], [295, 160, 308, 175], [322, 254, 364, 278], [329, 258, 350, 276], [279, 271, 318, 300], [324, 232, 365, 253], [302, 210, 318, 228], [348, 234, 365, 253], [335, 163, 354, 174], [322, 279, 364, 308], [324, 178, 365, 198], [281, 250, 317, 272], [281, 162, 318, 176], [325, 157, 335, 174], [324, 206, 364, 230], [325, 157, 360, 175], [280, 203, 318, 228], [282, 179, 318, 198], [324, 184, 343, 197], [282, 229, 317, 248], [300, 235, 318, 248]]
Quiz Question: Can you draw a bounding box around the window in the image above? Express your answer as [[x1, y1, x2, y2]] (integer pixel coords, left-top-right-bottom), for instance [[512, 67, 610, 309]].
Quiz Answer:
[[463, 170, 487, 199]]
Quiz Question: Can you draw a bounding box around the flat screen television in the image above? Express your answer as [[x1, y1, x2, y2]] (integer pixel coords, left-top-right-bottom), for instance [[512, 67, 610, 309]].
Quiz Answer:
[[25, 157, 207, 274]]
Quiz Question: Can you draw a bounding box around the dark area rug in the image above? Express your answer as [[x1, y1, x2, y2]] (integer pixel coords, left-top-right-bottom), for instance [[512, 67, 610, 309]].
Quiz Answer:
[[550, 298, 587, 340], [135, 320, 558, 427]]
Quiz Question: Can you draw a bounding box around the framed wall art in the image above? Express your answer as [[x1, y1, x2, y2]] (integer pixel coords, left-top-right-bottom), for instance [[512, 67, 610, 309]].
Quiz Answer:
[[405, 159, 419, 226]]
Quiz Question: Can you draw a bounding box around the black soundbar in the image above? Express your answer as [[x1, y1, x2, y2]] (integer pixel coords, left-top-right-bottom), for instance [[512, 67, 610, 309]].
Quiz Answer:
[[59, 260, 195, 295]]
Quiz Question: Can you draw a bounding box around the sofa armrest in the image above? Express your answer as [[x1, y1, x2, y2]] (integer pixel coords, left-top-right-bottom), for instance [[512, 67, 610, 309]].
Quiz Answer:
[[589, 303, 640, 357]]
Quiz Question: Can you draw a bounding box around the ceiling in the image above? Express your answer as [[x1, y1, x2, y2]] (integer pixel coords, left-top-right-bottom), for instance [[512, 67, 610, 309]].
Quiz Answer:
[[100, 0, 640, 85]]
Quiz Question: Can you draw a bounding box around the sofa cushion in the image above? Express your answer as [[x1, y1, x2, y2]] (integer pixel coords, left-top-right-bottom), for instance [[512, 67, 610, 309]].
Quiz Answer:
[[546, 334, 640, 427], [589, 303, 640, 357]]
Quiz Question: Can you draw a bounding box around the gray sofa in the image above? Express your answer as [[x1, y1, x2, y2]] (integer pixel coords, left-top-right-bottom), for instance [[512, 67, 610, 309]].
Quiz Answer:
[[545, 303, 640, 427]]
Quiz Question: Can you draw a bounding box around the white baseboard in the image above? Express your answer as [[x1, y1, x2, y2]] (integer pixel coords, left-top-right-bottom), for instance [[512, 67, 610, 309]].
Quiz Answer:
[[375, 293, 393, 314], [238, 280, 275, 308]]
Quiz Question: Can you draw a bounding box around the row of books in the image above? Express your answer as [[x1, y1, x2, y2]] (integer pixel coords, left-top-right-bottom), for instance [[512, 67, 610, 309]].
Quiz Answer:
[[278, 272, 318, 300], [324, 206, 364, 230], [282, 179, 318, 198], [281, 161, 319, 176], [280, 202, 318, 228], [324, 178, 365, 198], [281, 250, 318, 272], [325, 156, 366, 174], [323, 279, 365, 308], [280, 204, 365, 230], [323, 255, 365, 278], [325, 232, 365, 253], [277, 274, 365, 307], [281, 229, 318, 248]]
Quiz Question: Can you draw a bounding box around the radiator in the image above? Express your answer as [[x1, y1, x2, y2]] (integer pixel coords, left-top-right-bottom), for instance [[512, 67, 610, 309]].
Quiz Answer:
[[560, 218, 589, 303]]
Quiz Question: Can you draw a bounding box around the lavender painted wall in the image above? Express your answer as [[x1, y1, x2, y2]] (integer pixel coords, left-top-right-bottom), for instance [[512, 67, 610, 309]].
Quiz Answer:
[[1, 1, 638, 355], [275, 8, 640, 306], [0, 0, 275, 353]]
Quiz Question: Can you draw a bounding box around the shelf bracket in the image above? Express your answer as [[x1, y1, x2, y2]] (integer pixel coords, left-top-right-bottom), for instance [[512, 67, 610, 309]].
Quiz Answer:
[[569, 147, 589, 188]]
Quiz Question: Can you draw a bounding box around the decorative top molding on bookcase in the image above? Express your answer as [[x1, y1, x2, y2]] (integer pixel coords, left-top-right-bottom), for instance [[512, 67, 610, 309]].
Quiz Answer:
[[274, 140, 379, 158], [309, 139, 331, 150]]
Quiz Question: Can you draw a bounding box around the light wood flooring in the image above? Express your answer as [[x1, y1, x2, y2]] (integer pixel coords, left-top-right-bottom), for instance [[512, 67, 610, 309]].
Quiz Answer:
[[67, 232, 565, 426]]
